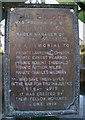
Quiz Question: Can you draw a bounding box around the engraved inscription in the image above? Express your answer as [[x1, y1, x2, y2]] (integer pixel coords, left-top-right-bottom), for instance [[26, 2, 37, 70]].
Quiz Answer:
[[10, 8, 75, 111]]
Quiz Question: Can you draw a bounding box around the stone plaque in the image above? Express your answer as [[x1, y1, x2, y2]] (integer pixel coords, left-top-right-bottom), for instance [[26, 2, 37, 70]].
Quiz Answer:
[[4, 4, 79, 117]]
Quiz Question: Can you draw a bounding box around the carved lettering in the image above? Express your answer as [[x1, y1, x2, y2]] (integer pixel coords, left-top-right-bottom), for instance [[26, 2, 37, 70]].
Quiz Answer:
[[10, 8, 75, 111]]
